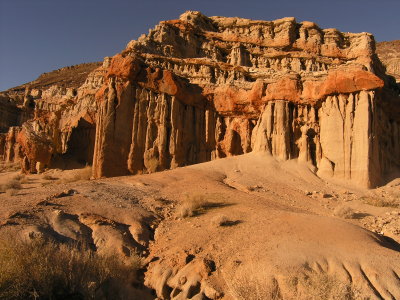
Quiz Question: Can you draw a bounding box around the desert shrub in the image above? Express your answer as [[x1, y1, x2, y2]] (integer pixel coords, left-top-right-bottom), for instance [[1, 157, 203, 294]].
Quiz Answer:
[[212, 214, 230, 227], [5, 189, 18, 197], [293, 272, 361, 300], [42, 173, 57, 181], [211, 214, 240, 227], [70, 165, 92, 181], [226, 267, 364, 300], [10, 174, 28, 184], [178, 194, 209, 218], [60, 166, 92, 183], [19, 176, 29, 184], [145, 157, 159, 173], [0, 237, 139, 299], [333, 206, 357, 219], [0, 178, 22, 193], [361, 196, 399, 208], [0, 162, 20, 173], [226, 267, 281, 300]]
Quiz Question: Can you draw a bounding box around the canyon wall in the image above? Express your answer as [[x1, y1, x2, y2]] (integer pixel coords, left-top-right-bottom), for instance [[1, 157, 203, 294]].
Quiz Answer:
[[1, 12, 399, 187], [0, 63, 102, 167], [377, 40, 400, 82]]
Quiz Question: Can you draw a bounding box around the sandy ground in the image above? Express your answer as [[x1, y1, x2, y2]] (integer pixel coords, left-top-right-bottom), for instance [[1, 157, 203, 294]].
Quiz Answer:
[[0, 153, 399, 299]]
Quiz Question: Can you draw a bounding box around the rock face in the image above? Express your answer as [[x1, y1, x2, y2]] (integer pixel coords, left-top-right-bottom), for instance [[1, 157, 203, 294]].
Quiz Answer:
[[0, 62, 102, 166], [377, 40, 400, 82], [0, 97, 24, 133], [1, 12, 400, 187]]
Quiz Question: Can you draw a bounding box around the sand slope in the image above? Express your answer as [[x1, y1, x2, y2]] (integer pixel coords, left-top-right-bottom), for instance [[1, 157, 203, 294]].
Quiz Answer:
[[0, 153, 399, 299]]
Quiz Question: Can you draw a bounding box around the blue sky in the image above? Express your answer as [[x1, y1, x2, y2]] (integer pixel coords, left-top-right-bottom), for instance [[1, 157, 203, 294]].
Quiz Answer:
[[1, 0, 399, 91]]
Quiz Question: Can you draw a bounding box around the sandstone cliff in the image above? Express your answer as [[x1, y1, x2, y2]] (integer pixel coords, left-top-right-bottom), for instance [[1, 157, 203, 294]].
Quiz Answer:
[[0, 62, 101, 166], [1, 12, 400, 187]]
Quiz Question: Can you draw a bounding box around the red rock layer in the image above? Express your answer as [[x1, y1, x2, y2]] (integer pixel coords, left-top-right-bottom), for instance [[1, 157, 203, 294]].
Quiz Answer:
[[1, 11, 399, 187]]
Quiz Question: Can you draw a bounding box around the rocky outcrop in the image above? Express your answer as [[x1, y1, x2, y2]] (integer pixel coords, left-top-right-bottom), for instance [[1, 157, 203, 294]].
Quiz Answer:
[[377, 40, 400, 82], [251, 90, 400, 187], [0, 97, 23, 133], [91, 11, 399, 187], [1, 11, 400, 187], [0, 62, 104, 171]]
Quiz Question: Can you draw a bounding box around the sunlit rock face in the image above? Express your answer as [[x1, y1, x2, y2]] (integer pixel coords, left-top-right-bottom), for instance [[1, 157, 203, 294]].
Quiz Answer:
[[377, 40, 400, 83], [2, 11, 399, 187]]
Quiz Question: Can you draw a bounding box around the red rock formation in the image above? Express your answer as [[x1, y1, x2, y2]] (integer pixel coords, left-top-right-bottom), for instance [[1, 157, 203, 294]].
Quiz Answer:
[[91, 11, 399, 187], [0, 62, 102, 171], [377, 40, 400, 82], [1, 11, 400, 187]]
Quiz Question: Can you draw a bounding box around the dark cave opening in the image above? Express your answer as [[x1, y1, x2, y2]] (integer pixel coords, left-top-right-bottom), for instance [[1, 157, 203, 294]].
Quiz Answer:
[[307, 128, 317, 167], [54, 118, 96, 169]]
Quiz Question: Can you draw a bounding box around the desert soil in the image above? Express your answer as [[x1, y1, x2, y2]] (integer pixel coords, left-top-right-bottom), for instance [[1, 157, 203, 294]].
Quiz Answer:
[[0, 153, 399, 299]]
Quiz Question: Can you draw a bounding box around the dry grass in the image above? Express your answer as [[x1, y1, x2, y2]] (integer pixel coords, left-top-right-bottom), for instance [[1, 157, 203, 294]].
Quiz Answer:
[[5, 189, 18, 197], [227, 268, 281, 300], [57, 166, 92, 184], [11, 174, 28, 184], [212, 214, 230, 226], [0, 162, 20, 173], [333, 206, 357, 219], [293, 272, 362, 300], [0, 237, 139, 299], [226, 266, 366, 300], [42, 173, 57, 181], [178, 194, 210, 218], [361, 196, 399, 208], [211, 214, 240, 227], [19, 176, 29, 184], [0, 177, 22, 193], [145, 157, 159, 173], [67, 165, 92, 182]]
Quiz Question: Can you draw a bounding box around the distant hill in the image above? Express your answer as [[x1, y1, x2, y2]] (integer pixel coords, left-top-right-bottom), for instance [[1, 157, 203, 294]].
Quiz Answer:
[[377, 40, 400, 82], [4, 62, 101, 93]]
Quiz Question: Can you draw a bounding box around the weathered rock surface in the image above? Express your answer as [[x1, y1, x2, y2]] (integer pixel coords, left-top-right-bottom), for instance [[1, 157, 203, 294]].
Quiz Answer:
[[377, 40, 400, 82], [1, 12, 400, 187], [0, 62, 103, 169], [2, 153, 400, 299], [0, 97, 24, 133]]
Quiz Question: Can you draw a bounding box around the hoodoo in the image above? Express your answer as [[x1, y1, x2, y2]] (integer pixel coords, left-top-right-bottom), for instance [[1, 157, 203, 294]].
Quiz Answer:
[[1, 11, 399, 187]]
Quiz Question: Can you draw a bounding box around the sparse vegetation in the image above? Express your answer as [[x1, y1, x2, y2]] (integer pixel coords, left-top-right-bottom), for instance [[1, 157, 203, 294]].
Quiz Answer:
[[226, 267, 365, 300], [212, 214, 240, 226], [8, 62, 101, 92], [42, 173, 57, 181], [68, 165, 92, 182], [361, 196, 399, 208], [178, 194, 210, 218], [10, 174, 28, 184], [212, 214, 230, 226], [5, 189, 18, 197], [0, 237, 139, 299], [333, 206, 357, 219], [19, 176, 29, 184], [226, 267, 281, 300], [0, 162, 20, 173], [0, 177, 22, 193], [11, 174, 24, 181], [57, 166, 92, 184], [145, 157, 159, 173], [293, 271, 362, 300]]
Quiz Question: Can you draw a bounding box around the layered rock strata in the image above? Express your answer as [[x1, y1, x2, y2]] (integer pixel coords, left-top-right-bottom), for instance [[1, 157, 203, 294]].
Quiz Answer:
[[1, 11, 400, 187], [377, 40, 400, 82], [0, 63, 103, 167]]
